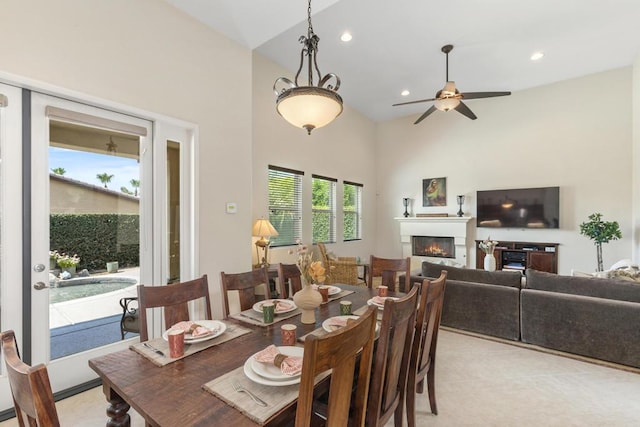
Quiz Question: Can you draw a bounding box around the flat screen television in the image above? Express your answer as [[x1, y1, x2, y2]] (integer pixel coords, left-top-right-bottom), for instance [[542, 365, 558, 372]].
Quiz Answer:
[[476, 187, 560, 229]]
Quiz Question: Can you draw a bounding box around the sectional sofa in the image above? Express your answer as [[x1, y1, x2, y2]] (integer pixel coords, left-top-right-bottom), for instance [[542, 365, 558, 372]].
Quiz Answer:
[[408, 261, 640, 369]]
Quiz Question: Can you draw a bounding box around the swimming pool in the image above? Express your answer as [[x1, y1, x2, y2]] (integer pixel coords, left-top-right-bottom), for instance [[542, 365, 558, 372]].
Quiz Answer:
[[49, 277, 137, 304]]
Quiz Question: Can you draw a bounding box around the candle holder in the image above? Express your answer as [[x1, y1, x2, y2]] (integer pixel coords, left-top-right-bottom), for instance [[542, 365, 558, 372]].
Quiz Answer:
[[457, 195, 465, 217], [403, 198, 410, 217]]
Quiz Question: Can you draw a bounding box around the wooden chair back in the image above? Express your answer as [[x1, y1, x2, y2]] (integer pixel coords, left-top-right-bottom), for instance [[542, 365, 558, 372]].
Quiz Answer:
[[137, 275, 212, 341], [406, 271, 448, 427], [276, 263, 302, 299], [317, 242, 329, 267], [1, 330, 60, 427], [366, 285, 420, 427], [295, 306, 378, 427], [220, 267, 271, 317], [367, 256, 411, 292]]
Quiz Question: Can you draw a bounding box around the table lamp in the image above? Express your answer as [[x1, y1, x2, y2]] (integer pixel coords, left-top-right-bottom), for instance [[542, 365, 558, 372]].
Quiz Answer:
[[252, 218, 279, 268]]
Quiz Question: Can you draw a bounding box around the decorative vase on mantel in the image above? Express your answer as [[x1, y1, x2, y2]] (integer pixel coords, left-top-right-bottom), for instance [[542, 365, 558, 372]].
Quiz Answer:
[[293, 278, 323, 324], [484, 254, 496, 272]]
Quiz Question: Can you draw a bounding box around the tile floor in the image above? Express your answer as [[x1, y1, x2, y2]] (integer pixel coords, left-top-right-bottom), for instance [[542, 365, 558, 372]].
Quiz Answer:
[[1, 329, 639, 426]]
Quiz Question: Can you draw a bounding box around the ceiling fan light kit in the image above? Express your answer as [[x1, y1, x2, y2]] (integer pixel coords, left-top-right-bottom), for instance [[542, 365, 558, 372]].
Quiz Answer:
[[273, 0, 343, 135], [393, 44, 511, 124]]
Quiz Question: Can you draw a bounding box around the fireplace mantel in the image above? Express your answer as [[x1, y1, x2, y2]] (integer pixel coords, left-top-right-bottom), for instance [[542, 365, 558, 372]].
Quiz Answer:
[[395, 216, 475, 267]]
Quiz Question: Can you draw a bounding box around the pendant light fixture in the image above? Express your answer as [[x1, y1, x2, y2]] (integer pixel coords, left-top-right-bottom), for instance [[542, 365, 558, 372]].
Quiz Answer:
[[273, 0, 343, 135]]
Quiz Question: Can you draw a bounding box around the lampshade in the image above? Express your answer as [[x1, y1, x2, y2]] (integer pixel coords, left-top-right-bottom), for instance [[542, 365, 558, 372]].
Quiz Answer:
[[276, 87, 343, 134], [252, 219, 279, 238], [434, 96, 460, 112]]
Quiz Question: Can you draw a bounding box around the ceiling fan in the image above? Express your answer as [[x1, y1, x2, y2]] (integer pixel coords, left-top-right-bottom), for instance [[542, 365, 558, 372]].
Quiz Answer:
[[393, 44, 511, 124]]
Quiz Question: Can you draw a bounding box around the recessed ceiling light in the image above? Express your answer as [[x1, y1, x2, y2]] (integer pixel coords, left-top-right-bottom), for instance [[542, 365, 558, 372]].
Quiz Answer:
[[530, 51, 544, 61], [401, 90, 410, 97], [340, 32, 352, 42]]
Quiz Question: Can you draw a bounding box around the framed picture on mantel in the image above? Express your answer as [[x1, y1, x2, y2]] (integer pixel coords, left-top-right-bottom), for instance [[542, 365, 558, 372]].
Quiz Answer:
[[423, 177, 446, 206]]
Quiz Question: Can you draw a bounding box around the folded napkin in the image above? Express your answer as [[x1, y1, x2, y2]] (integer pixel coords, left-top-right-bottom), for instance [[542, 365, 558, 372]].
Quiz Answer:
[[274, 300, 294, 313], [171, 321, 213, 338], [254, 345, 303, 376], [326, 317, 357, 331]]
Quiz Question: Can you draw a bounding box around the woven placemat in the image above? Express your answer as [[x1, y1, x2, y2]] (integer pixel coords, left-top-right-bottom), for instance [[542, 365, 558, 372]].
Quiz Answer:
[[203, 362, 330, 425], [130, 323, 252, 367]]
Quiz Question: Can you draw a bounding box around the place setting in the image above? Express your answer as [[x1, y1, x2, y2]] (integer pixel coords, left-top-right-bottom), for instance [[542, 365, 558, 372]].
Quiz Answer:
[[131, 319, 251, 366], [230, 298, 302, 326], [203, 326, 329, 425]]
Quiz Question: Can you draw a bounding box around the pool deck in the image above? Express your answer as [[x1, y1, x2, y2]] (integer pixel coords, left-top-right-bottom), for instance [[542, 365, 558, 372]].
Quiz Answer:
[[50, 267, 139, 329]]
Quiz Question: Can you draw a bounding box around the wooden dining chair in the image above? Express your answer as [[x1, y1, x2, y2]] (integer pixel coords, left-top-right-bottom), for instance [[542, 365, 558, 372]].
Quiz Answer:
[[220, 267, 271, 318], [406, 271, 448, 427], [276, 263, 302, 299], [137, 274, 212, 341], [295, 306, 378, 427], [366, 284, 420, 427], [1, 330, 60, 427], [367, 255, 411, 292]]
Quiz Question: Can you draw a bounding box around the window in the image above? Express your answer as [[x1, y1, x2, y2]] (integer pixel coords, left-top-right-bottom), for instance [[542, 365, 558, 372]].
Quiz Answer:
[[312, 174, 337, 243], [343, 181, 363, 240], [268, 165, 303, 247]]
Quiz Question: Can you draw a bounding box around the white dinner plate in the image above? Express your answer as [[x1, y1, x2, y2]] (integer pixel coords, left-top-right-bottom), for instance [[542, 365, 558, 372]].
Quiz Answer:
[[367, 297, 399, 310], [322, 315, 380, 333], [250, 346, 304, 380], [252, 299, 297, 314], [244, 347, 304, 386], [327, 285, 341, 296], [162, 320, 226, 344], [322, 315, 360, 333]]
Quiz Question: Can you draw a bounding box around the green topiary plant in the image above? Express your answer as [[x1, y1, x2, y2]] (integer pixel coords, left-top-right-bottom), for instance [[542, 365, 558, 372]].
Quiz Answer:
[[579, 213, 622, 272]]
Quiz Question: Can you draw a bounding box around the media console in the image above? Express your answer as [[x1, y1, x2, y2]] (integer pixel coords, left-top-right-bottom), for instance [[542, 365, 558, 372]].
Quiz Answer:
[[475, 240, 559, 273]]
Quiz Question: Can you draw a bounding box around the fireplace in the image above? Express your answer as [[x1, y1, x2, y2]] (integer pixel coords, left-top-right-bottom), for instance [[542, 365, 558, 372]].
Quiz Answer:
[[412, 236, 455, 258], [396, 216, 474, 267]]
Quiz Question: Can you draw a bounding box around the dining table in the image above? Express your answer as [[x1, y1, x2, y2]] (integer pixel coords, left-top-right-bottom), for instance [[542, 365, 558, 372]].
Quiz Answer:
[[88, 284, 398, 427]]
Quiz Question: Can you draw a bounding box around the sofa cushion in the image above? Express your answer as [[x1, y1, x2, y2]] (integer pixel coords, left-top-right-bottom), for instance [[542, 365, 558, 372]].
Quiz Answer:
[[525, 269, 640, 303], [421, 261, 521, 289]]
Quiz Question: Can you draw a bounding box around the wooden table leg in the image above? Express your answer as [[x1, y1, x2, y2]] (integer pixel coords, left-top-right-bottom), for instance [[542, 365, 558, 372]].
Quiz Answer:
[[103, 383, 131, 427]]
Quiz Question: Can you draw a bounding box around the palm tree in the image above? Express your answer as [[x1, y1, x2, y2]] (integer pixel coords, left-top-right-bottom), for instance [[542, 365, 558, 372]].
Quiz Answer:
[[51, 167, 66, 175], [120, 186, 133, 195], [96, 173, 114, 189], [130, 179, 140, 196]]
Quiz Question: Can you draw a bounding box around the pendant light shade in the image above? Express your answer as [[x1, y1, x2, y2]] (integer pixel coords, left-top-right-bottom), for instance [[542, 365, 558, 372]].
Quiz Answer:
[[273, 0, 342, 135], [276, 87, 343, 134]]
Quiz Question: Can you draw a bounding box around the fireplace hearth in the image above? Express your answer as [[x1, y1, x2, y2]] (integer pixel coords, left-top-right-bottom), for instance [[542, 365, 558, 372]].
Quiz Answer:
[[412, 236, 455, 259]]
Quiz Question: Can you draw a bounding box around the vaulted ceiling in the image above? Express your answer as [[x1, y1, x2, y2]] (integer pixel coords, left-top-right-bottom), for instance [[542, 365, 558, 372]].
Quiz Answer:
[[166, 0, 640, 122]]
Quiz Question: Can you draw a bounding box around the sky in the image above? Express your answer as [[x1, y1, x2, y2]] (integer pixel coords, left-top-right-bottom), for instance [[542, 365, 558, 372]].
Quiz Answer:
[[49, 147, 139, 193]]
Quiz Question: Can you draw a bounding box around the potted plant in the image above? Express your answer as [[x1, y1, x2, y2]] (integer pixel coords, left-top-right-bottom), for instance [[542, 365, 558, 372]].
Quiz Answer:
[[579, 213, 622, 272], [49, 250, 60, 270], [57, 253, 81, 276]]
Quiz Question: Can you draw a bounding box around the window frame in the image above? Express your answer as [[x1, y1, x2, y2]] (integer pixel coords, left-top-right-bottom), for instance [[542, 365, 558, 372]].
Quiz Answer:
[[311, 174, 337, 244], [343, 180, 363, 241], [268, 165, 304, 247]]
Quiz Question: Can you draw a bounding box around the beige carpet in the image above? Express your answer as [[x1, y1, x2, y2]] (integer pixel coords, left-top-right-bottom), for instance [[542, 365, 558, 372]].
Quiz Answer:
[[2, 329, 639, 426]]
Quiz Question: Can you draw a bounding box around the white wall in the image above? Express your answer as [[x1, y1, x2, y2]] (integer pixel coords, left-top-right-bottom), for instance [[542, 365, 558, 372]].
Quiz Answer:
[[0, 0, 253, 318], [375, 68, 633, 274], [251, 52, 377, 265], [633, 57, 640, 261]]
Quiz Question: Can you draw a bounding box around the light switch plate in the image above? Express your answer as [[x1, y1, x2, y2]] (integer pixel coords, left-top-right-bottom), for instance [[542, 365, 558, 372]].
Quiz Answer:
[[226, 202, 237, 214]]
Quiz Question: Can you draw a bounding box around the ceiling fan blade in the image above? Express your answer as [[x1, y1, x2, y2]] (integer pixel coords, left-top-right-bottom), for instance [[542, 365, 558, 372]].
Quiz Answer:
[[454, 101, 477, 120], [414, 106, 438, 124], [460, 91, 511, 100], [392, 97, 437, 107]]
